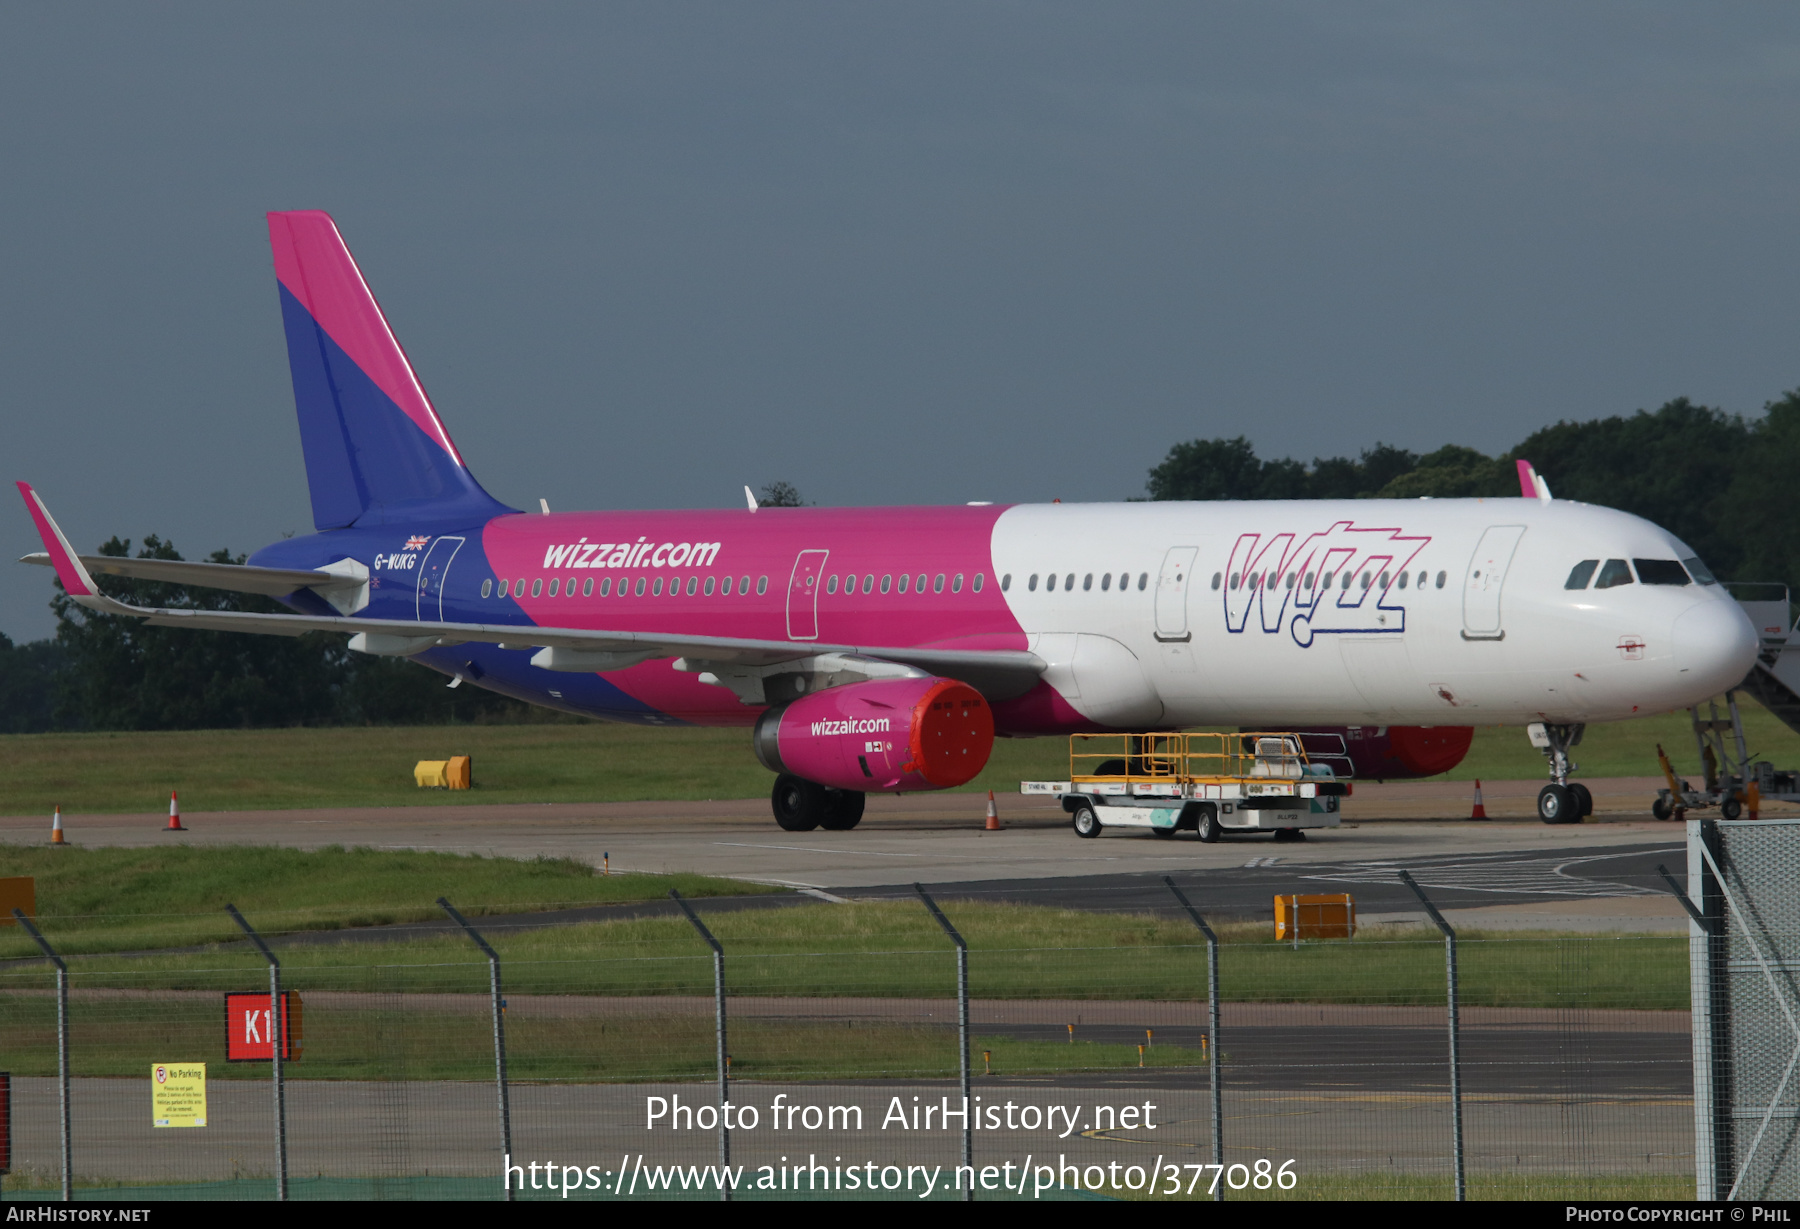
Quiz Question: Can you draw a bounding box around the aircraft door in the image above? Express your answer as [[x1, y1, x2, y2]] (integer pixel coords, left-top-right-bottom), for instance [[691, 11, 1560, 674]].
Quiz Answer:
[[1154, 546, 1199, 642], [416, 536, 465, 621], [786, 549, 830, 640], [1462, 525, 1526, 640]]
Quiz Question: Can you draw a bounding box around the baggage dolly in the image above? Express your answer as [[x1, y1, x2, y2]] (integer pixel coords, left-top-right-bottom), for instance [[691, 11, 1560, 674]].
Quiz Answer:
[[1022, 732, 1350, 842]]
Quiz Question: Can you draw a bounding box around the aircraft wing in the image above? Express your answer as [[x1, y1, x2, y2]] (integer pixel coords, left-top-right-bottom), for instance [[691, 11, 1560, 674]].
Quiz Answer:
[[16, 483, 1044, 695], [18, 552, 360, 597]]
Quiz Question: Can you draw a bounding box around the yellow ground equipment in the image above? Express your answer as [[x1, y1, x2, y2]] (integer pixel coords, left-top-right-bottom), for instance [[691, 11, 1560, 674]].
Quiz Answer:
[[1023, 732, 1348, 842], [1275, 893, 1355, 942], [0, 877, 36, 922], [414, 760, 449, 789], [445, 756, 472, 790]]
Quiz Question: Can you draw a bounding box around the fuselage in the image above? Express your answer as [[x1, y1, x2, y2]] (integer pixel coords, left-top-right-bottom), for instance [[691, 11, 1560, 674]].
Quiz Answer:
[[249, 495, 1758, 734]]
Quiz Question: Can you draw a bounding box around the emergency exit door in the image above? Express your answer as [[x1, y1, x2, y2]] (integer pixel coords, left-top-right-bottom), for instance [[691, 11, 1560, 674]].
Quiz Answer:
[[786, 549, 830, 640], [415, 536, 464, 621], [1154, 546, 1199, 642], [1462, 526, 1525, 640]]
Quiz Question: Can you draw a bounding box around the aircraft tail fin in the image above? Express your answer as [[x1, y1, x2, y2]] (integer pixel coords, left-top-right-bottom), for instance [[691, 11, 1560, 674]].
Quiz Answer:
[[267, 210, 514, 530]]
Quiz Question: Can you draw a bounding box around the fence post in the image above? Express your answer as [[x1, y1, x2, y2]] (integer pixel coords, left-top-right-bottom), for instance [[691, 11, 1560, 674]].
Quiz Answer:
[[669, 890, 730, 1200], [225, 905, 288, 1202], [1396, 870, 1465, 1202], [438, 898, 514, 1202], [914, 884, 973, 1201], [12, 910, 69, 1203], [1162, 878, 1224, 1202]]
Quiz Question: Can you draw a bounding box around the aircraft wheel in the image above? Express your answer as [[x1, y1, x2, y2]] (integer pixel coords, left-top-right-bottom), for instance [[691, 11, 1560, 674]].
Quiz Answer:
[[819, 789, 865, 831], [1537, 784, 1576, 824], [1569, 782, 1594, 818], [1651, 795, 1675, 821], [772, 774, 825, 832], [1196, 804, 1221, 844], [1072, 805, 1102, 838], [1722, 796, 1743, 821]]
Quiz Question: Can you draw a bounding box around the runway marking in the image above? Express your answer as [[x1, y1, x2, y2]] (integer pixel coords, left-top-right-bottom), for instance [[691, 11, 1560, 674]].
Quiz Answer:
[[1300, 848, 1679, 898], [1244, 857, 1282, 868], [713, 841, 925, 857]]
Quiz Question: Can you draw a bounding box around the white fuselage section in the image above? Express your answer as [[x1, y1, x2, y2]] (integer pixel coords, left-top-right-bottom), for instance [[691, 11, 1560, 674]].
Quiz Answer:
[[991, 498, 1757, 728]]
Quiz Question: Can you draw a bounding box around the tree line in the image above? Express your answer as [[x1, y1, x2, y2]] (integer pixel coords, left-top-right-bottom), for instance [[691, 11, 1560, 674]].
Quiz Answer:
[[3, 397, 1793, 733]]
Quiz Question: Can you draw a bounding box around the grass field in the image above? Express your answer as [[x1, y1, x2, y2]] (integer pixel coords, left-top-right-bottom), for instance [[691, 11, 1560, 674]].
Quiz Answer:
[[0, 844, 771, 958], [1, 694, 1793, 817]]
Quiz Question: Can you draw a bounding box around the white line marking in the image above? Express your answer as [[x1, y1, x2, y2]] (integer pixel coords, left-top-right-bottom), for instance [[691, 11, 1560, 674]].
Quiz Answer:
[[713, 841, 924, 857]]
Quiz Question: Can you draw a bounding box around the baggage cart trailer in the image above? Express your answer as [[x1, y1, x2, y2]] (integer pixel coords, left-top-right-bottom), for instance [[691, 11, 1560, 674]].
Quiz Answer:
[[1022, 732, 1349, 842]]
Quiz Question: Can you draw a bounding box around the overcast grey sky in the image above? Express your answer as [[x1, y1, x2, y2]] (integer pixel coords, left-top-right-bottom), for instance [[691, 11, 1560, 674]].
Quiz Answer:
[[4, 3, 1799, 639]]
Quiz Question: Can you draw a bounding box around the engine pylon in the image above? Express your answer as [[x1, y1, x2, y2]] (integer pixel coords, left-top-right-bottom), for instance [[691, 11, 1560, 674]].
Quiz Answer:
[[1470, 779, 1488, 821], [165, 790, 186, 832]]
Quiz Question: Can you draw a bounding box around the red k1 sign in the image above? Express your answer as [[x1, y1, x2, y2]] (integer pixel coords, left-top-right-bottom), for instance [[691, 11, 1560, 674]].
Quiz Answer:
[[224, 992, 303, 1061]]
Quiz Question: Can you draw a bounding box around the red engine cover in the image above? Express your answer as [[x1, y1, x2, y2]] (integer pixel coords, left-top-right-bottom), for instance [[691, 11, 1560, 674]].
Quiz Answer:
[[1289, 726, 1474, 780], [756, 677, 995, 792]]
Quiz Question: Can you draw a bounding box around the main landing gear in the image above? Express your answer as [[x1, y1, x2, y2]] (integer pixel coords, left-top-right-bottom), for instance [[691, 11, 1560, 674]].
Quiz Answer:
[[1533, 722, 1595, 825], [771, 773, 866, 832]]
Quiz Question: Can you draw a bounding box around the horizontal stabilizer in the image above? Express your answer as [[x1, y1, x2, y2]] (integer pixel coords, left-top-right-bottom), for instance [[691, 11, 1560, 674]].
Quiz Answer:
[[18, 552, 360, 597]]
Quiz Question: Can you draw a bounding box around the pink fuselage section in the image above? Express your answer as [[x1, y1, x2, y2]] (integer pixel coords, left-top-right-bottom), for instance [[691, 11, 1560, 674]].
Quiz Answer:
[[477, 504, 1039, 729]]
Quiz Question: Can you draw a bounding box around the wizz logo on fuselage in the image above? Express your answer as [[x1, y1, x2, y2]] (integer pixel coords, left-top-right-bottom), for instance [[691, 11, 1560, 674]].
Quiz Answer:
[[1225, 521, 1430, 647]]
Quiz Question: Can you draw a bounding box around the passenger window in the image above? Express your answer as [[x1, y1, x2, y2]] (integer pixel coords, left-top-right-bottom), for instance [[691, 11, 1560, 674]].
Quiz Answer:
[[1565, 560, 1599, 590], [1064, 573, 1074, 590], [881, 574, 892, 594], [1417, 571, 1427, 589], [600, 578, 611, 596], [1341, 573, 1352, 590], [1286, 572, 1296, 589], [1000, 574, 1010, 592], [953, 573, 964, 593], [863, 574, 875, 594], [481, 579, 493, 598], [1082, 574, 1092, 591], [898, 573, 909, 594], [1434, 571, 1446, 589], [1321, 573, 1332, 589], [1029, 574, 1038, 591], [720, 576, 732, 596], [652, 578, 664, 596], [514, 580, 527, 598], [584, 577, 595, 597], [531, 578, 543, 598], [934, 574, 947, 594], [1683, 557, 1718, 585], [703, 576, 715, 596], [687, 577, 698, 596], [567, 576, 575, 593], [1360, 572, 1371, 590], [974, 573, 984, 592], [756, 576, 769, 595], [1304, 572, 1315, 588], [741, 575, 751, 594], [1046, 574, 1057, 592], [1379, 572, 1389, 588], [1102, 573, 1113, 591], [1210, 572, 1221, 590], [916, 573, 927, 593], [635, 577, 647, 596], [827, 575, 839, 595], [1594, 559, 1633, 589], [1635, 559, 1690, 586], [1138, 573, 1148, 590]]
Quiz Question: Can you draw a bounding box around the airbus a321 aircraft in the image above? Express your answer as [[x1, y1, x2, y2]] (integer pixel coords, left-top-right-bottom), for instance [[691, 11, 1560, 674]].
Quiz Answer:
[[17, 211, 1760, 832]]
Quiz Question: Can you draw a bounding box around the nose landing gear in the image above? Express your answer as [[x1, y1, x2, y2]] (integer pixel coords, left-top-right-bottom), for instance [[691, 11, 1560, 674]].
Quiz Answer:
[[1533, 723, 1594, 824]]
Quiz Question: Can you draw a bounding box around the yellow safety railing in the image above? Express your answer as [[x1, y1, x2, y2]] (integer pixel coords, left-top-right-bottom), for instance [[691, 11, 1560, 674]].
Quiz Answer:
[[1068, 732, 1317, 784]]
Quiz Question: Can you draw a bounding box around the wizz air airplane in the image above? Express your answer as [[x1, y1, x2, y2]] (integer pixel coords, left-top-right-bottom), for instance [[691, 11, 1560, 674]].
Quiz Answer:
[[17, 211, 1760, 832]]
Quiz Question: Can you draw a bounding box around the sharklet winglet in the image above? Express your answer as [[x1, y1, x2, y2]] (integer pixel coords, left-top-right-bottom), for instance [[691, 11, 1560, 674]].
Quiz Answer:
[[15, 482, 109, 605]]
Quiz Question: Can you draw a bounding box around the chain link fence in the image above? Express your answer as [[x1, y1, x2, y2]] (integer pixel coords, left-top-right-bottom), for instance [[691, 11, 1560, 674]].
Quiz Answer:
[[0, 879, 1693, 1202]]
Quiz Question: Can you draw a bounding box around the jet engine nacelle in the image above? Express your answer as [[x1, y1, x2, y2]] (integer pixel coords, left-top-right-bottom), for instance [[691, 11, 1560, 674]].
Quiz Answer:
[[1290, 725, 1474, 780], [754, 676, 995, 793]]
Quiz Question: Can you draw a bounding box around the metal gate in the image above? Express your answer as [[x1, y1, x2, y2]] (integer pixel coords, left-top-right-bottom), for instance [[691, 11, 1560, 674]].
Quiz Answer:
[[1689, 817, 1800, 1199]]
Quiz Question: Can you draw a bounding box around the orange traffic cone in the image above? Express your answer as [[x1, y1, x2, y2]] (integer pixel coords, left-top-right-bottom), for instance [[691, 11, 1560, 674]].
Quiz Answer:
[[984, 790, 1001, 831], [1470, 779, 1489, 821], [1749, 781, 1762, 821], [51, 804, 65, 846], [164, 790, 186, 832]]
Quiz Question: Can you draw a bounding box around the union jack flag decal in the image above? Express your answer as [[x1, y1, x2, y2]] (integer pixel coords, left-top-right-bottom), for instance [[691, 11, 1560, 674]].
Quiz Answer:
[[404, 535, 431, 550]]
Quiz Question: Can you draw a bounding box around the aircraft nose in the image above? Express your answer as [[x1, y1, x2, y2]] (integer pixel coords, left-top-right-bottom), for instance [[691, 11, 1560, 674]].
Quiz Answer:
[[1672, 599, 1758, 696]]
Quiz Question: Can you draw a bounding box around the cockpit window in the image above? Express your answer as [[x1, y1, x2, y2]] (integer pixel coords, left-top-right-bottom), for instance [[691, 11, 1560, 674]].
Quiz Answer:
[[1634, 559, 1691, 586], [1565, 560, 1599, 590], [1683, 556, 1719, 585], [1594, 559, 1634, 589]]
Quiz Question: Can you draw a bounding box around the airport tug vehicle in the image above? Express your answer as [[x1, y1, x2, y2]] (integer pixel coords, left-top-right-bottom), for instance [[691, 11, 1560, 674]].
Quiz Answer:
[[1022, 732, 1349, 842]]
